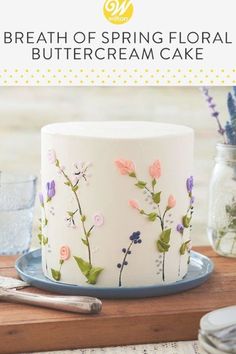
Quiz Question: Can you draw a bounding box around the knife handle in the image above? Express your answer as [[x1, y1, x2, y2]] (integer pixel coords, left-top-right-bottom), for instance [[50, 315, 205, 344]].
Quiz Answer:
[[0, 288, 102, 314]]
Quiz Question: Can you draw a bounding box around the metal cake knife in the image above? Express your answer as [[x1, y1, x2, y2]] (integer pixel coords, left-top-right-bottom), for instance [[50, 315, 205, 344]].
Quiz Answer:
[[0, 276, 102, 314]]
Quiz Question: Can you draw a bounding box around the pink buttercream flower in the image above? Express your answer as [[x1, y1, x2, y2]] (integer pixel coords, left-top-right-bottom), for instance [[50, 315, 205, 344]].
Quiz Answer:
[[48, 149, 57, 164], [93, 213, 104, 227], [115, 159, 136, 176], [60, 245, 71, 261], [167, 195, 176, 209], [129, 200, 140, 210], [149, 160, 161, 179]]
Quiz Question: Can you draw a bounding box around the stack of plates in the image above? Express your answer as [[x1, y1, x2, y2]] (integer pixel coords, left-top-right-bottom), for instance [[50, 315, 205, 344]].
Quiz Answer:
[[198, 306, 236, 354]]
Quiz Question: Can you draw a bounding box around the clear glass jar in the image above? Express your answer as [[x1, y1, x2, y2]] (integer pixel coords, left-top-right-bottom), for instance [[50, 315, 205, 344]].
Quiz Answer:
[[208, 144, 236, 257]]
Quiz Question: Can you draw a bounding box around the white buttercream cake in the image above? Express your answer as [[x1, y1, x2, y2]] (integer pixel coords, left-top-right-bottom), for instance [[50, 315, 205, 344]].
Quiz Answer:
[[40, 121, 194, 287]]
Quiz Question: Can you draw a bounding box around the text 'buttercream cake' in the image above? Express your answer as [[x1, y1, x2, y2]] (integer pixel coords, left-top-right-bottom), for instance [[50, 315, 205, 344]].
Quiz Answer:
[[40, 121, 194, 287]]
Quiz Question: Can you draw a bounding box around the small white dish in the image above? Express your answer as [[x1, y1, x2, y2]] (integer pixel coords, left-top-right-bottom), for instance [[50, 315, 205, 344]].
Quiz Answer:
[[198, 333, 229, 354], [200, 306, 236, 333]]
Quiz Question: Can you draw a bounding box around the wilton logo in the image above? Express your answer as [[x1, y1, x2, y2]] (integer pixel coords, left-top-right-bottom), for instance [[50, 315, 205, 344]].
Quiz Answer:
[[103, 0, 134, 25]]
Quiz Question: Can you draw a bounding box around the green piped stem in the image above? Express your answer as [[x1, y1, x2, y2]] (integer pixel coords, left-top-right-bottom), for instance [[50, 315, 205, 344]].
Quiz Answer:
[[58, 162, 93, 267]]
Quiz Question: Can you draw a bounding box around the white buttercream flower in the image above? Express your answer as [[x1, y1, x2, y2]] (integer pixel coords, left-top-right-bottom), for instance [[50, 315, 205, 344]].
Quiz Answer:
[[73, 161, 92, 184]]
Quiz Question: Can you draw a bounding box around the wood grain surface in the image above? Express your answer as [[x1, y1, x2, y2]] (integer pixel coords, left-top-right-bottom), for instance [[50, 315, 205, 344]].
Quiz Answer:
[[0, 246, 235, 354]]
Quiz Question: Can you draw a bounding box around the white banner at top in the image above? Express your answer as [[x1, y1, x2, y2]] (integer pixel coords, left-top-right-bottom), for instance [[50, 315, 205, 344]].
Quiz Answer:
[[0, 0, 235, 85]]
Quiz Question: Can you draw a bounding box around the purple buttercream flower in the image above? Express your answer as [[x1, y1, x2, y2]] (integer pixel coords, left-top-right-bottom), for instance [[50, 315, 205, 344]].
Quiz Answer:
[[186, 176, 194, 194], [176, 224, 184, 234], [46, 180, 56, 200], [39, 192, 44, 206]]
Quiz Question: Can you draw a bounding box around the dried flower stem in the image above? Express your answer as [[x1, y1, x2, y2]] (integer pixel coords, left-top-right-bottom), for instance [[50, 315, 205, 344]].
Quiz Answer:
[[201, 86, 226, 142]]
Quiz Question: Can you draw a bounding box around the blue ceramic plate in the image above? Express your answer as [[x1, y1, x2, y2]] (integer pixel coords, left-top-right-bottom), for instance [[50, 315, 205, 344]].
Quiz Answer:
[[15, 249, 214, 299]]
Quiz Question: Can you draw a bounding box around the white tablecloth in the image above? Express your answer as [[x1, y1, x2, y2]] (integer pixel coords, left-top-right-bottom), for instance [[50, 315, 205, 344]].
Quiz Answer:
[[42, 341, 202, 354]]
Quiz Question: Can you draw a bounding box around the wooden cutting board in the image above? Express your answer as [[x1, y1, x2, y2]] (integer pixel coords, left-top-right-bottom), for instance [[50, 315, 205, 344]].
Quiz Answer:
[[0, 246, 235, 354]]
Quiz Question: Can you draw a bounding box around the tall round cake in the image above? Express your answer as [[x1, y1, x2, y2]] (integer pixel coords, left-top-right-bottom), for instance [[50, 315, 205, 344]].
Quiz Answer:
[[40, 121, 194, 287]]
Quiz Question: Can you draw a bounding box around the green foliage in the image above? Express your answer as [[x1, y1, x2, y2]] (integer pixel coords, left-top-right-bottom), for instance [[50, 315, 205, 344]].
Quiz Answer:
[[87, 267, 104, 285], [152, 179, 157, 189], [82, 238, 89, 246], [72, 186, 79, 193], [37, 233, 43, 245], [38, 234, 48, 246], [43, 237, 48, 246], [183, 215, 191, 228], [157, 229, 171, 253], [74, 256, 103, 285], [51, 268, 61, 281], [81, 215, 86, 222], [152, 192, 161, 204], [180, 240, 191, 255], [135, 181, 147, 189], [160, 228, 171, 243], [148, 212, 157, 221], [225, 201, 236, 228], [129, 172, 136, 178], [157, 240, 170, 253]]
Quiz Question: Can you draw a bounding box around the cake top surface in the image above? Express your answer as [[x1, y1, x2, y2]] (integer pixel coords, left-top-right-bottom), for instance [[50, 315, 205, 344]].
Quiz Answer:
[[42, 121, 193, 139]]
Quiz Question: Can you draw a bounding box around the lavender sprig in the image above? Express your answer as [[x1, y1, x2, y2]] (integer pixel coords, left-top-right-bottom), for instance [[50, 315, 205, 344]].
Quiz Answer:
[[226, 89, 236, 145], [225, 121, 236, 145], [202, 87, 226, 138]]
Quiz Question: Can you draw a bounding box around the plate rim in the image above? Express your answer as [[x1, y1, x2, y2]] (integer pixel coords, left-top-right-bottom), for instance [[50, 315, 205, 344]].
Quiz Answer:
[[15, 249, 214, 298]]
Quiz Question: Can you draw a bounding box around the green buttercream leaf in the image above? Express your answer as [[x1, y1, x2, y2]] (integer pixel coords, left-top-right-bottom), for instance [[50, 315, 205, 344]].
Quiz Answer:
[[183, 215, 191, 228], [180, 243, 187, 255], [81, 215, 86, 222], [37, 233, 43, 245], [51, 268, 61, 281], [55, 159, 60, 167], [74, 256, 91, 277], [82, 238, 89, 246], [64, 181, 71, 186], [135, 181, 147, 189], [43, 237, 48, 246], [129, 172, 136, 178], [152, 192, 161, 204], [72, 186, 79, 193], [73, 256, 103, 285], [87, 267, 104, 285], [157, 239, 170, 253], [148, 212, 157, 221], [180, 240, 191, 255], [152, 179, 157, 189], [160, 228, 171, 244]]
